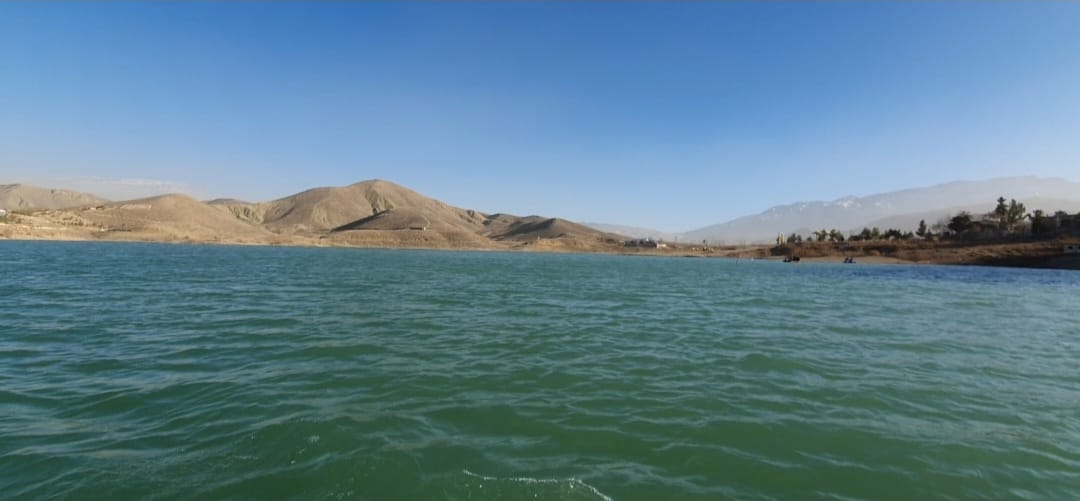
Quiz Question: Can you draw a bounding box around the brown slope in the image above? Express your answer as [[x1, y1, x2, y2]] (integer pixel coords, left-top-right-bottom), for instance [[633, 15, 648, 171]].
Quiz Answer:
[[3, 179, 621, 250], [483, 214, 620, 242], [0, 184, 106, 210], [326, 226, 499, 249], [217, 179, 487, 234], [334, 207, 435, 231], [65, 194, 272, 238], [327, 208, 495, 249]]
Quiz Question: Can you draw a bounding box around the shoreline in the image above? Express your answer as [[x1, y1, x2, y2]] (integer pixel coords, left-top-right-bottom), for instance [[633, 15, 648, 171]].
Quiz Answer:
[[4, 233, 1078, 270]]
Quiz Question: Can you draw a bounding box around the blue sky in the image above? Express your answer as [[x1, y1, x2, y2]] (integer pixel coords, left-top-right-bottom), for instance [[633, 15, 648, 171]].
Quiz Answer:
[[2, 2, 1079, 231]]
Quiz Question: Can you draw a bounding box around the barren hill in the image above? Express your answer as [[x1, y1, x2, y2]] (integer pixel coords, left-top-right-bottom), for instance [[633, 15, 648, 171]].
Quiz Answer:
[[1, 184, 105, 210], [483, 214, 616, 242], [316, 183, 619, 248], [327, 204, 495, 249], [216, 179, 487, 234], [30, 194, 274, 242], [214, 179, 618, 248], [3, 179, 619, 250]]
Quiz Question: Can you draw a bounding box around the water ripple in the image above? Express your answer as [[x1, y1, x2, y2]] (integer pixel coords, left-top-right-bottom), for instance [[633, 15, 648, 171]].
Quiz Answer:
[[1, 242, 1079, 499]]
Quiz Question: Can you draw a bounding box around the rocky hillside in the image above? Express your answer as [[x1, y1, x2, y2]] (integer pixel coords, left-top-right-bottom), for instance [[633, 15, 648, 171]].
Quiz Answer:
[[0, 184, 106, 210], [5, 179, 620, 250]]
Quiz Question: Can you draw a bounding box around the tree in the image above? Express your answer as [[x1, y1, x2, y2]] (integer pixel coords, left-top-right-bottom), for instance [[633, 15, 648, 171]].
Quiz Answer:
[[851, 227, 880, 241], [993, 196, 1026, 232], [883, 228, 905, 240], [1029, 209, 1051, 234], [916, 219, 927, 237], [994, 196, 1008, 220], [1006, 199, 1026, 231], [828, 229, 845, 242], [948, 212, 973, 235]]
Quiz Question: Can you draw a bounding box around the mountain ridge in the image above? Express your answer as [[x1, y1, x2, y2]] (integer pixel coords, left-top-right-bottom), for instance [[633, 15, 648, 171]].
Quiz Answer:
[[674, 176, 1080, 243], [8, 175, 1080, 247], [0, 183, 107, 210], [3, 179, 621, 250]]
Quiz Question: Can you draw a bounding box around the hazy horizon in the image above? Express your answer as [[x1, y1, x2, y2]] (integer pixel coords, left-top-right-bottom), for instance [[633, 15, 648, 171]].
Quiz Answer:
[[3, 3, 1080, 230]]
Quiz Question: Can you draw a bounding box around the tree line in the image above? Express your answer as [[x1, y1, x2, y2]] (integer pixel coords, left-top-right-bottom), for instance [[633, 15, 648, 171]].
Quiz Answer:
[[782, 196, 1077, 245], [944, 197, 1077, 237]]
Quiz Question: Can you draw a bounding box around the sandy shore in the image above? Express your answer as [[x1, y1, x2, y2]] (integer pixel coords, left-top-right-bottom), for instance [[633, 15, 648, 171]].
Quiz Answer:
[[3, 213, 1078, 270]]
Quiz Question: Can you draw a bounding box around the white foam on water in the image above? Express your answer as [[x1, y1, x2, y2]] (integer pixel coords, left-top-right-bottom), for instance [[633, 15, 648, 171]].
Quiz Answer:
[[461, 469, 615, 501]]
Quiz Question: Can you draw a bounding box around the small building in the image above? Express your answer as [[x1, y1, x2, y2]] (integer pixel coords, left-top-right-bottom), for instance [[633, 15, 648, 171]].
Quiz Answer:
[[968, 219, 1004, 239], [1051, 212, 1079, 236], [0, 209, 7, 217], [623, 238, 666, 249]]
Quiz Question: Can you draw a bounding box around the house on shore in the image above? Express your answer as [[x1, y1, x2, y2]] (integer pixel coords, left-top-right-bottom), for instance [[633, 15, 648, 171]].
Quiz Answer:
[[967, 219, 1005, 239], [1050, 212, 1079, 236], [624, 238, 667, 249]]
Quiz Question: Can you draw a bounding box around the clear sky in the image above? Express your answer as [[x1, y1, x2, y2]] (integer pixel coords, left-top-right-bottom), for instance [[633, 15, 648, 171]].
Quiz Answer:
[[2, 2, 1079, 231]]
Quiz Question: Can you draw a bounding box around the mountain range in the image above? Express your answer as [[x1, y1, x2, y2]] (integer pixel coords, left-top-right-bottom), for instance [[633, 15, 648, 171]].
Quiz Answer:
[[0, 180, 620, 250], [4, 176, 1080, 247], [595, 177, 1080, 244]]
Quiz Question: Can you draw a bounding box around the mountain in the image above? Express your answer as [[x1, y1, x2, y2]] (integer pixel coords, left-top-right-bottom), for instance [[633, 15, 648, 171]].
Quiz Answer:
[[484, 215, 615, 241], [861, 197, 1080, 234], [7, 179, 618, 250], [13, 175, 1077, 249], [683, 176, 1080, 243], [211, 179, 488, 234], [46, 193, 275, 241], [0, 184, 106, 210]]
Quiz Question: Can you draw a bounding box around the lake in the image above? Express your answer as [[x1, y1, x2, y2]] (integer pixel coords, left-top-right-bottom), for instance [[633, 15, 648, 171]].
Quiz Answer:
[[2, 241, 1078, 499]]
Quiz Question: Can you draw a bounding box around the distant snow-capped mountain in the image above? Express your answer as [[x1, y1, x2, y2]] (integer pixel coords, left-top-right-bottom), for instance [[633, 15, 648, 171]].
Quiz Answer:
[[681, 176, 1080, 244]]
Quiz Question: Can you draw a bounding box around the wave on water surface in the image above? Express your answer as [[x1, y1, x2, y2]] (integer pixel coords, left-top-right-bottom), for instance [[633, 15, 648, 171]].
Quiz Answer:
[[456, 470, 615, 501], [2, 242, 1079, 500]]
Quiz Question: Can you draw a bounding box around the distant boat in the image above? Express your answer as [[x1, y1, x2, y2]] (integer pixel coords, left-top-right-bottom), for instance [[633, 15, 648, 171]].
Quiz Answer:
[[783, 256, 801, 263]]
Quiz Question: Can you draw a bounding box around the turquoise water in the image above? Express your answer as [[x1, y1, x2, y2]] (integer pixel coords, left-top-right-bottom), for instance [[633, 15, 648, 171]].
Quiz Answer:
[[2, 241, 1078, 500]]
